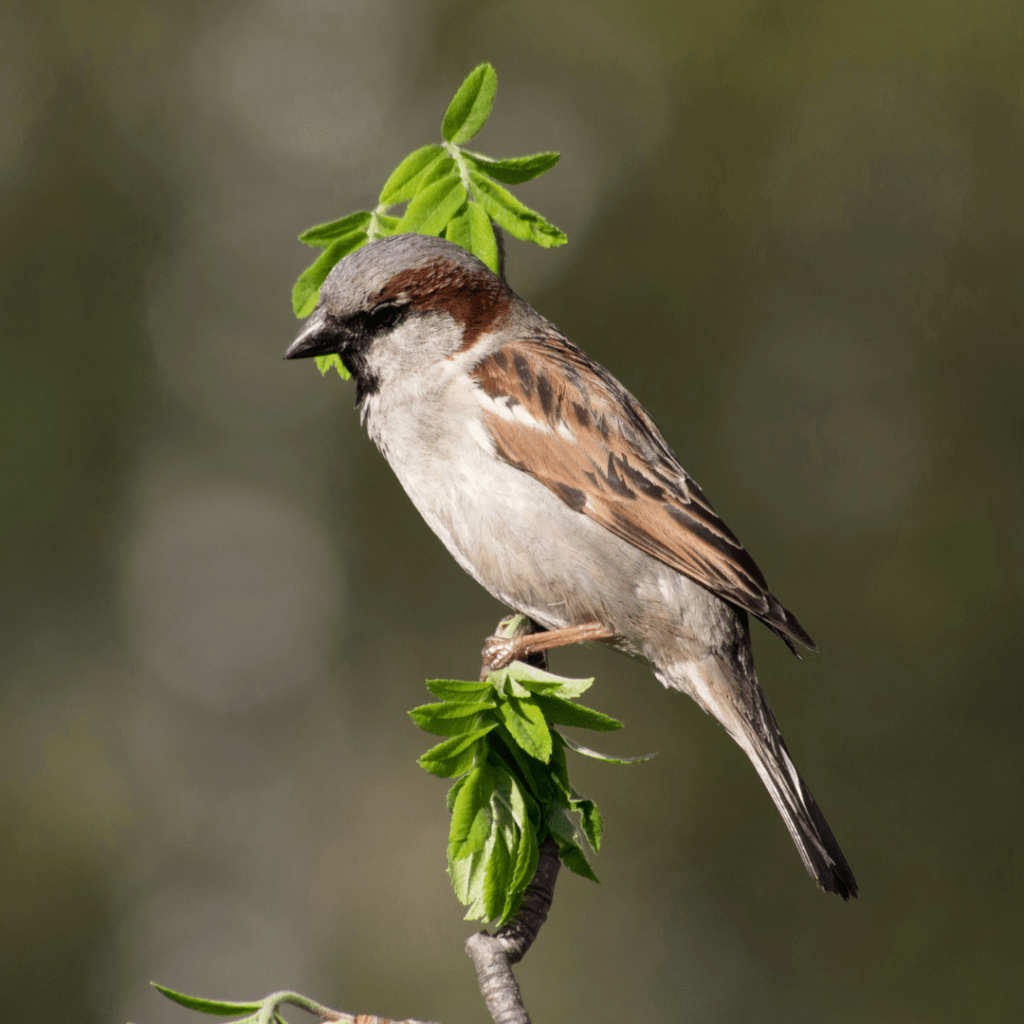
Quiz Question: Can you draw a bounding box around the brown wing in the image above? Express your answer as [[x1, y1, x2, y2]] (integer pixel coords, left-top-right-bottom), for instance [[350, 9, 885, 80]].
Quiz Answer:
[[470, 332, 815, 653]]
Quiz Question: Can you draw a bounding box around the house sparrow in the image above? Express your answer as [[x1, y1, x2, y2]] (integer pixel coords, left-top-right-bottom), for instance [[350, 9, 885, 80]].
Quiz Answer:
[[285, 233, 857, 899]]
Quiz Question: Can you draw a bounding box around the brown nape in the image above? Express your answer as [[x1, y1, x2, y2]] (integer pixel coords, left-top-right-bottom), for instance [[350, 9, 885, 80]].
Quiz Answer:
[[375, 260, 512, 351]]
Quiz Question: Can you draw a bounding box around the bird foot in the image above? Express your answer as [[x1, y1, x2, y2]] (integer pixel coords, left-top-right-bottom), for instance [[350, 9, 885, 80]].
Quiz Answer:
[[480, 618, 616, 680], [481, 634, 522, 677]]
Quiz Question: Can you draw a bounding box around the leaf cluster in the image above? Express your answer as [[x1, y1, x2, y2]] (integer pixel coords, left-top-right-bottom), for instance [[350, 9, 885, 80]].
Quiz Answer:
[[411, 659, 654, 926], [290, 63, 567, 381]]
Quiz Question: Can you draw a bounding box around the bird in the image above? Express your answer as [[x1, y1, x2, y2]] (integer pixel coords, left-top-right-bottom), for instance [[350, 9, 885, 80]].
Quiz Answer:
[[284, 232, 857, 899]]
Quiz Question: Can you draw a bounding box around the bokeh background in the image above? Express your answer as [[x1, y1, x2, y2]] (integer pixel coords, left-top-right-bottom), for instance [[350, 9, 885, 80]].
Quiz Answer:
[[2, 1, 1022, 1021]]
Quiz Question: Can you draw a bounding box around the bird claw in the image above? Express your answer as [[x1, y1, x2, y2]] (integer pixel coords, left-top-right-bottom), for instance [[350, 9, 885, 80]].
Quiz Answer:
[[480, 635, 520, 678]]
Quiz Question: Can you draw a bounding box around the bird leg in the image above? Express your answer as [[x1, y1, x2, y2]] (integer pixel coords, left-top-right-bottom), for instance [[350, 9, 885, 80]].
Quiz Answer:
[[480, 615, 616, 680]]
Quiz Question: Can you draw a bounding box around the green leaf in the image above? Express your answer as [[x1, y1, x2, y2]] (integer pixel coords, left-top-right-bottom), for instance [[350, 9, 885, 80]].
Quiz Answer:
[[491, 774, 523, 851], [483, 809, 512, 921], [463, 836, 494, 921], [499, 885, 523, 926], [449, 842, 486, 909], [509, 827, 539, 907], [381, 154, 454, 213], [487, 666, 507, 694], [490, 773, 532, 923], [487, 728, 554, 806], [398, 175, 467, 236], [443, 204, 500, 274], [487, 666, 529, 698], [466, 151, 560, 184], [371, 213, 402, 237], [298, 210, 372, 246], [469, 171, 567, 248], [534, 694, 622, 732], [496, 694, 552, 763], [445, 209, 472, 251], [422, 742, 477, 779], [446, 774, 468, 812], [572, 792, 603, 852], [546, 807, 600, 880], [426, 678, 493, 703], [508, 777, 540, 894], [418, 723, 497, 778], [502, 767, 533, 831], [442, 63, 497, 145], [547, 730, 572, 800], [508, 676, 531, 698], [545, 806, 575, 842], [378, 144, 445, 204], [410, 156, 457, 195], [291, 230, 367, 317], [409, 700, 496, 737], [559, 839, 600, 883], [467, 202, 499, 273], [504, 661, 594, 698], [449, 765, 496, 860], [314, 353, 349, 381], [151, 984, 261, 1016], [558, 730, 656, 764]]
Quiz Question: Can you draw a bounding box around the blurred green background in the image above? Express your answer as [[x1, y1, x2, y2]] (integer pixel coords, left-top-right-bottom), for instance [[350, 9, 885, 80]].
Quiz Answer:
[[1, 1, 1021, 1021]]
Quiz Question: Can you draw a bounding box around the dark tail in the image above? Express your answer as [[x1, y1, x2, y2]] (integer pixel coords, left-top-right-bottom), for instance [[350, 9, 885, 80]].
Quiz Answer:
[[737, 683, 858, 898], [686, 656, 858, 899]]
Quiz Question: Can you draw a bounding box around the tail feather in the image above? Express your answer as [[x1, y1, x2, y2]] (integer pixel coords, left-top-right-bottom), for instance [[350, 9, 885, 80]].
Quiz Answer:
[[740, 705, 858, 899], [680, 656, 858, 899]]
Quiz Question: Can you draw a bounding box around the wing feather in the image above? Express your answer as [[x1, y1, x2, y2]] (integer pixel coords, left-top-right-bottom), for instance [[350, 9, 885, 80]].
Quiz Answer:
[[471, 332, 815, 652]]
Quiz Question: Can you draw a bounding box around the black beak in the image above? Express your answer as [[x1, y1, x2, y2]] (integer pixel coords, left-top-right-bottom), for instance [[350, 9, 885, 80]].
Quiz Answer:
[[284, 308, 349, 360]]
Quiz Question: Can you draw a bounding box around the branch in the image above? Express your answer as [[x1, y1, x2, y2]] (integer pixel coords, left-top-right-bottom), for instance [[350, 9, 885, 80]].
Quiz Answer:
[[156, 614, 567, 1024], [158, 829, 560, 1024]]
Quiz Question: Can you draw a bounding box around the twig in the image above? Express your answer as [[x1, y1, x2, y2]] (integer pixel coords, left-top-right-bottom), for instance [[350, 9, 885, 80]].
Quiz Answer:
[[161, 616, 562, 1024], [231, 823, 559, 1024]]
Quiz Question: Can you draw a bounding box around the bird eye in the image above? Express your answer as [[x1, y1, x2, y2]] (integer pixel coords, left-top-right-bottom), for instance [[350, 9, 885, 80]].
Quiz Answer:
[[366, 303, 404, 333]]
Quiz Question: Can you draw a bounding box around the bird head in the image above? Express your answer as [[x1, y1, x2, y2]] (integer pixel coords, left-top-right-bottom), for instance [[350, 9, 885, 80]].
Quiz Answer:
[[284, 233, 513, 403]]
